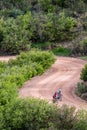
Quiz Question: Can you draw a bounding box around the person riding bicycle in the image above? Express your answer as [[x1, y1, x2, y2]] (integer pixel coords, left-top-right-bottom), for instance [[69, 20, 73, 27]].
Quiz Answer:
[[57, 89, 62, 100], [53, 91, 57, 99], [53, 89, 62, 100]]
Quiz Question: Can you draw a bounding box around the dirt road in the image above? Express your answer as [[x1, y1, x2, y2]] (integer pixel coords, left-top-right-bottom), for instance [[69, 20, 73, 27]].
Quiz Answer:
[[19, 57, 87, 109], [0, 56, 87, 109], [0, 56, 16, 62]]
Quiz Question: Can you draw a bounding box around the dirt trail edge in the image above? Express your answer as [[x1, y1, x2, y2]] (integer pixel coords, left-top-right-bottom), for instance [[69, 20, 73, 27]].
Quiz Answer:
[[0, 56, 16, 62], [0, 56, 87, 109]]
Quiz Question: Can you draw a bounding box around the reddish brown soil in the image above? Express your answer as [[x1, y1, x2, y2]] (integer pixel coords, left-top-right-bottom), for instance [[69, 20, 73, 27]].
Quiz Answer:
[[0, 56, 16, 62], [0, 56, 87, 109]]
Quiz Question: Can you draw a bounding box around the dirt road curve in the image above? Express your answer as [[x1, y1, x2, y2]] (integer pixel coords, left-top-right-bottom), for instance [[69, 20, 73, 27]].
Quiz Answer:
[[0, 56, 87, 109], [19, 57, 87, 110]]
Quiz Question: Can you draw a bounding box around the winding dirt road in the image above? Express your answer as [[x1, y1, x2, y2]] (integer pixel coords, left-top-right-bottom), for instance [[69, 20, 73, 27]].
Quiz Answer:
[[0, 56, 87, 109], [19, 57, 87, 110]]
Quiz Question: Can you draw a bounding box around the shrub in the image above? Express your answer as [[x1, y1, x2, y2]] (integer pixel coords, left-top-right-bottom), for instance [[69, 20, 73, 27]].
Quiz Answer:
[[80, 38, 87, 55], [1, 97, 87, 130], [0, 61, 6, 68], [9, 8, 24, 18], [5, 98, 55, 130], [0, 61, 6, 74], [80, 64, 87, 81], [52, 46, 71, 56], [81, 93, 87, 101], [0, 12, 32, 55], [3, 99, 78, 130], [0, 107, 5, 130], [72, 38, 87, 56], [0, 80, 18, 105], [76, 82, 87, 96], [0, 50, 55, 106], [51, 105, 77, 130], [74, 110, 87, 130]]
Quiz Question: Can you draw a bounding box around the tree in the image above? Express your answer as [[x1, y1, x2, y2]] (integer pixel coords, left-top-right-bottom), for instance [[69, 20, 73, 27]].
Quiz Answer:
[[0, 12, 33, 54]]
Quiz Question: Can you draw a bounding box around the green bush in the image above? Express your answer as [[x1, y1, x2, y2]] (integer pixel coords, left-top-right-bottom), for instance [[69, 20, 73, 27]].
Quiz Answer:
[[74, 110, 87, 130], [0, 50, 55, 106], [0, 106, 5, 130], [0, 12, 32, 55], [80, 38, 87, 55], [0, 62, 6, 74], [52, 46, 71, 56], [82, 39, 87, 54], [0, 9, 23, 18], [0, 61, 6, 68], [3, 99, 78, 130], [5, 98, 54, 130], [72, 38, 87, 56], [51, 105, 77, 130], [76, 82, 87, 96], [81, 64, 87, 81], [76, 64, 87, 100], [3, 101, 78, 130], [9, 8, 24, 18], [1, 97, 87, 130], [0, 79, 18, 105]]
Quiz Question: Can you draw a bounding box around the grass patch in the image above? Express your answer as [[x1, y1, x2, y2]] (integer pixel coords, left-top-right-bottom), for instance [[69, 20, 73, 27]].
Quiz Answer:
[[79, 56, 87, 61], [51, 46, 71, 56], [32, 43, 71, 56], [31, 42, 52, 49]]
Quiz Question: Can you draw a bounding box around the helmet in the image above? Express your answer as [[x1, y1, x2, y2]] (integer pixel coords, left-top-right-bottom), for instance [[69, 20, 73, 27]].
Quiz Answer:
[[57, 89, 61, 93]]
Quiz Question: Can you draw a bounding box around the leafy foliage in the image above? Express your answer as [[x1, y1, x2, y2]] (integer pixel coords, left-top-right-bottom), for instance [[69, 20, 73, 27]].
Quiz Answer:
[[80, 38, 87, 55], [5, 98, 53, 130], [76, 82, 87, 96], [3, 100, 87, 130], [0, 50, 55, 105], [0, 0, 87, 129], [0, 0, 81, 55], [81, 64, 87, 81], [0, 12, 32, 54], [74, 110, 87, 130], [76, 64, 87, 100], [52, 46, 71, 56]]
